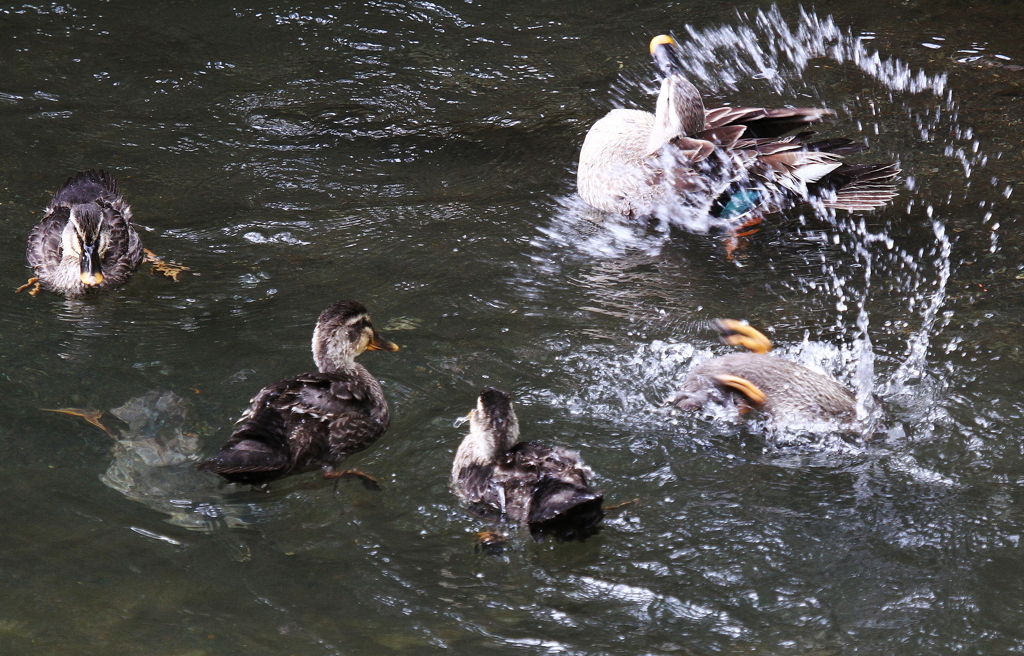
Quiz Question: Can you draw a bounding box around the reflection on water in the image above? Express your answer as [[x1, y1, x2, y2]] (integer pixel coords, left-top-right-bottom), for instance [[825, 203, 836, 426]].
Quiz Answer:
[[2, 0, 1024, 653], [98, 391, 254, 560]]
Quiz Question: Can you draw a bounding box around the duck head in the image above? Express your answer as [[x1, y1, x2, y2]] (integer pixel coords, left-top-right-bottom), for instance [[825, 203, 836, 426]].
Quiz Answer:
[[312, 300, 399, 373], [60, 201, 116, 287], [648, 34, 706, 152], [463, 387, 520, 464]]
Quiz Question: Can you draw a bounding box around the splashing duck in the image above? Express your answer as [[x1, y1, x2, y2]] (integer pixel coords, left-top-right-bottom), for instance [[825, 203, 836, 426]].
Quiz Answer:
[[577, 35, 899, 229], [451, 387, 603, 541], [666, 319, 857, 424], [198, 300, 399, 486], [23, 170, 143, 297]]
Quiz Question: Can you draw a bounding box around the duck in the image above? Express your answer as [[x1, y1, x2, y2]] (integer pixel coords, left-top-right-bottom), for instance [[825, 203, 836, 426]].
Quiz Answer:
[[198, 300, 399, 486], [451, 387, 604, 541], [24, 170, 143, 297], [577, 35, 900, 226], [666, 319, 857, 424]]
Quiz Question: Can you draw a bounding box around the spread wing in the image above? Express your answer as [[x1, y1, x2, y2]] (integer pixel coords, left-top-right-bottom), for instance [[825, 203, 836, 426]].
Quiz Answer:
[[703, 106, 832, 138]]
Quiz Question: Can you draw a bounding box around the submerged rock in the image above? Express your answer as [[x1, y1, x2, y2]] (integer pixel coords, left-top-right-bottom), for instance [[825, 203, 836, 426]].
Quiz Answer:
[[100, 391, 252, 558]]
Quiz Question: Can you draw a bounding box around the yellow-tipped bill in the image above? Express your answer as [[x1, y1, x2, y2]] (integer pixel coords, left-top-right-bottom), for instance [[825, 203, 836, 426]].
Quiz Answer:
[[453, 410, 473, 428], [367, 332, 399, 352], [715, 319, 773, 355], [649, 34, 677, 54], [80, 242, 104, 286], [80, 270, 104, 286]]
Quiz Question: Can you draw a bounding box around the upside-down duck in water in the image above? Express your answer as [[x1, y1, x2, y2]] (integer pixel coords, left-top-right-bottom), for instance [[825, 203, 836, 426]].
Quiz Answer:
[[451, 388, 604, 541], [577, 35, 900, 234], [666, 319, 857, 425], [198, 300, 399, 487]]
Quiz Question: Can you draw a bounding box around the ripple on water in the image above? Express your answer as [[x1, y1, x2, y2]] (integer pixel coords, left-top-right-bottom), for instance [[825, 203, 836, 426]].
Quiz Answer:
[[4, 2, 1024, 654]]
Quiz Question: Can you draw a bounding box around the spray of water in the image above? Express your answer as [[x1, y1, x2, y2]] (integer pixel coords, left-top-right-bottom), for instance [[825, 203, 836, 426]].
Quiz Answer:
[[529, 6, 1010, 461]]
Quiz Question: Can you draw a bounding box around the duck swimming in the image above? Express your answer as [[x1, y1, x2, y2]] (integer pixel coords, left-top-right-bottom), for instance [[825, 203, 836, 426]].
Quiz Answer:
[[198, 300, 399, 486], [451, 388, 603, 541], [667, 319, 857, 424], [24, 170, 143, 297], [577, 35, 900, 227]]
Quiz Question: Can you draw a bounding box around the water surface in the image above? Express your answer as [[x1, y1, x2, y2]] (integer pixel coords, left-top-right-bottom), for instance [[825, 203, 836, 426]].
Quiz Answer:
[[2, 0, 1024, 653]]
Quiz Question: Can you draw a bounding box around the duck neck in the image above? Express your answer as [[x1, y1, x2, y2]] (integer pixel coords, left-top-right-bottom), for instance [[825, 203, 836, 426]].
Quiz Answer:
[[459, 421, 518, 467], [311, 324, 358, 373], [648, 75, 705, 153]]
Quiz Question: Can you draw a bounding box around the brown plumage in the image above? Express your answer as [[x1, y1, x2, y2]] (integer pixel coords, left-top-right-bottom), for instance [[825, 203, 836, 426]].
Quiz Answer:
[[26, 170, 143, 297], [669, 353, 857, 423], [451, 388, 603, 541], [577, 35, 899, 224], [666, 320, 857, 424], [198, 300, 399, 486]]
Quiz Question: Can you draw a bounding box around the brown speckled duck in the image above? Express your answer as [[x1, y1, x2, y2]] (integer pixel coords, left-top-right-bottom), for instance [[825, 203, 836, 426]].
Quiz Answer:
[[198, 300, 399, 486], [577, 35, 899, 225], [25, 170, 143, 297], [667, 320, 857, 424], [451, 388, 603, 541]]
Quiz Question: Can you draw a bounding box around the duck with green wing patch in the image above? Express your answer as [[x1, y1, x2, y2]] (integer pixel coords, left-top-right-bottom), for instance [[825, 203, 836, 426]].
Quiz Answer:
[[577, 35, 900, 229]]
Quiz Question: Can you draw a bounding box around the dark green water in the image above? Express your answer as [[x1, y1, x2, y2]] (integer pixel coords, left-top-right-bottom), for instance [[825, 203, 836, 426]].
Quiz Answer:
[[2, 0, 1024, 653]]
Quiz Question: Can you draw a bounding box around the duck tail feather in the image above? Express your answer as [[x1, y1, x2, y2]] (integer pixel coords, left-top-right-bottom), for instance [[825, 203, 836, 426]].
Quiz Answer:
[[815, 163, 901, 210], [821, 185, 901, 210], [821, 162, 901, 186], [528, 478, 604, 524], [53, 170, 121, 205], [197, 406, 291, 479], [527, 480, 604, 542], [804, 138, 869, 156], [197, 437, 290, 475], [92, 169, 121, 196], [712, 107, 832, 139]]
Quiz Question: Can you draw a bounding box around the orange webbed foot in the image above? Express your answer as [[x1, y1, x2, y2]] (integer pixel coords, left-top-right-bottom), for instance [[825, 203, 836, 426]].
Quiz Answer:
[[41, 407, 118, 438], [15, 277, 41, 296], [602, 498, 639, 512], [323, 468, 381, 491], [474, 530, 507, 554], [715, 319, 772, 354], [723, 215, 763, 259], [144, 249, 191, 281]]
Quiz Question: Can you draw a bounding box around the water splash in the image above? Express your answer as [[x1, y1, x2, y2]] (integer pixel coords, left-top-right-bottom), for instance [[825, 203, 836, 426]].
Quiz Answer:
[[675, 6, 946, 97], [545, 5, 952, 245], [525, 6, 1010, 464]]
